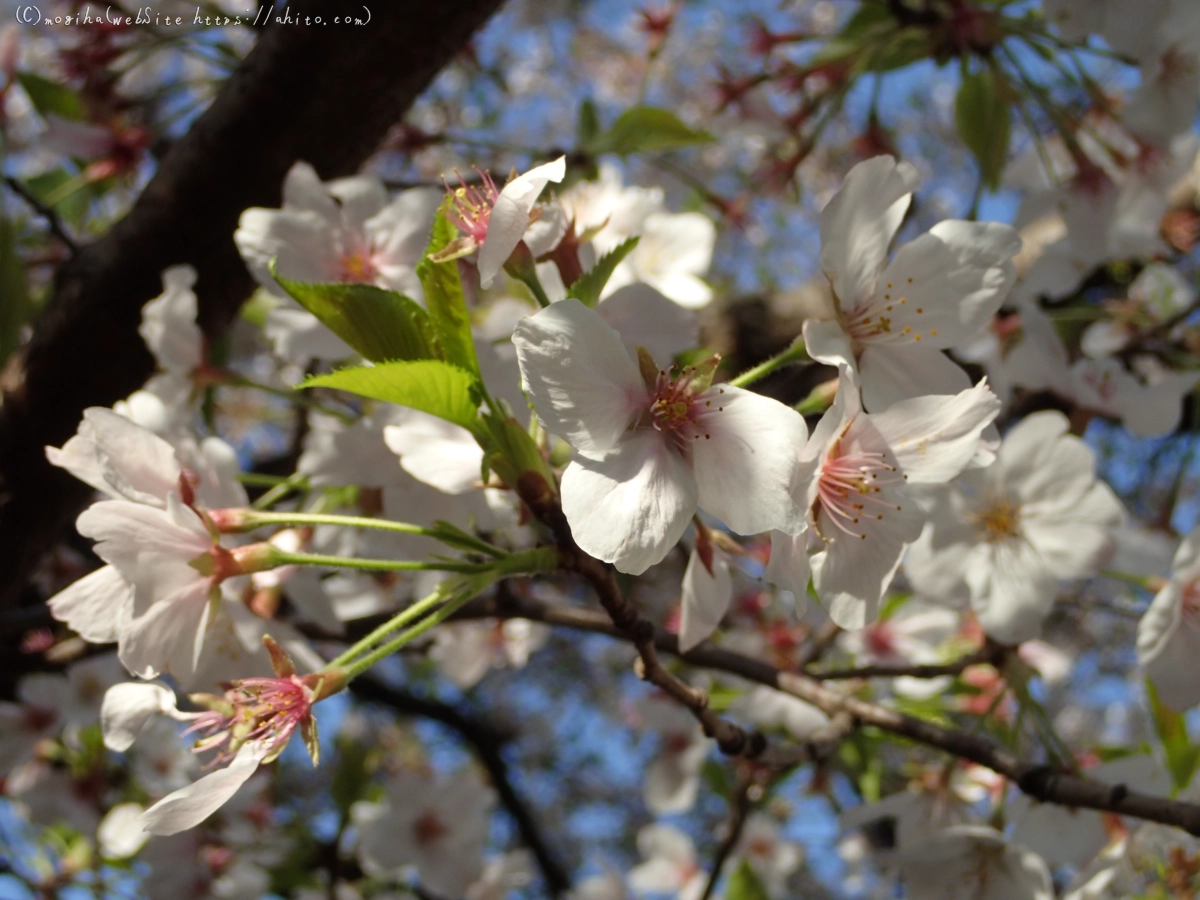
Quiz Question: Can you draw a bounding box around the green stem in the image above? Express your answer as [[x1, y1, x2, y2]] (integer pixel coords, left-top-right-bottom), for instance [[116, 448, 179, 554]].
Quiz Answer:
[[274, 550, 487, 575], [326, 545, 560, 671], [342, 589, 479, 679], [326, 585, 450, 668], [515, 268, 553, 309], [728, 341, 811, 388], [228, 510, 434, 537], [251, 474, 310, 511]]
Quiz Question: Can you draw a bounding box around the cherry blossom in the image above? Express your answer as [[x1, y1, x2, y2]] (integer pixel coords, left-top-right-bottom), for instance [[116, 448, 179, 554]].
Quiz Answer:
[[767, 367, 1000, 628], [678, 543, 733, 652], [803, 155, 1021, 411], [637, 697, 712, 815], [1138, 522, 1200, 709], [437, 156, 566, 288], [628, 824, 705, 900], [906, 411, 1125, 645], [353, 767, 495, 896], [429, 618, 550, 688], [235, 162, 442, 362], [893, 826, 1054, 900], [514, 298, 808, 574]]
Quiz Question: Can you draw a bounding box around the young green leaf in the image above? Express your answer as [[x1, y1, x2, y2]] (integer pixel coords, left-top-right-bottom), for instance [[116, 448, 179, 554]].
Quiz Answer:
[[303, 360, 483, 438], [416, 211, 481, 379], [594, 107, 714, 157], [577, 98, 601, 151], [17, 72, 87, 121], [955, 67, 1012, 192], [272, 274, 441, 363], [726, 861, 771, 900], [567, 236, 639, 307], [1147, 679, 1200, 792]]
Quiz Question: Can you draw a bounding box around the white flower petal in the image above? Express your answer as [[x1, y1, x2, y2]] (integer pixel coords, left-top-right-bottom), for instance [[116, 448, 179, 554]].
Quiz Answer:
[[597, 283, 699, 361], [100, 683, 178, 752], [678, 549, 733, 651], [560, 430, 697, 576], [513, 298, 647, 455], [691, 386, 808, 535], [1138, 581, 1200, 709], [478, 156, 566, 288], [139, 742, 267, 836], [802, 318, 856, 372], [765, 530, 812, 604], [858, 342, 972, 412], [865, 379, 1000, 484], [47, 564, 133, 644], [819, 155, 919, 310], [383, 411, 484, 494]]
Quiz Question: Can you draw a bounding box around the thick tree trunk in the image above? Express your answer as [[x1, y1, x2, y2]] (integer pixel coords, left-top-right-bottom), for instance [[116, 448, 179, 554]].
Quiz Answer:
[[0, 0, 505, 607]]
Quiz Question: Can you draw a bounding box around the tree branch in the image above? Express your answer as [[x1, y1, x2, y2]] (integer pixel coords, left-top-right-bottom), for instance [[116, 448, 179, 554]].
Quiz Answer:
[[0, 0, 504, 609], [514, 473, 765, 758], [347, 676, 573, 897], [462, 591, 1200, 837], [806, 640, 1007, 681]]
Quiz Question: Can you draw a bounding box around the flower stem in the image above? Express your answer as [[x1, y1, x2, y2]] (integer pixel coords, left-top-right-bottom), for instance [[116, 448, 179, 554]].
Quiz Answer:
[[273, 550, 487, 575], [341, 589, 480, 680], [251, 474, 310, 511], [217, 509, 510, 559], [727, 340, 810, 388], [325, 545, 560, 672]]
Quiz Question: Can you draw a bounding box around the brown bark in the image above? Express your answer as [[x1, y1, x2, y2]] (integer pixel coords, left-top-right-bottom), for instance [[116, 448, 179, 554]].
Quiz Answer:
[[0, 0, 504, 605]]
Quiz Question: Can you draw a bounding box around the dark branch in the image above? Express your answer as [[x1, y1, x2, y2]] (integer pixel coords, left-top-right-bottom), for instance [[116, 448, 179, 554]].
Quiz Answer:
[[514, 472, 765, 758], [5, 177, 78, 253], [347, 676, 572, 898], [459, 591, 1200, 838], [807, 640, 1007, 681], [0, 0, 504, 609]]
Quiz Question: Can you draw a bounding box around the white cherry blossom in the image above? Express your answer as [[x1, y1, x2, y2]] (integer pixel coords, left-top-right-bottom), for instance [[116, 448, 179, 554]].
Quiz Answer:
[[767, 367, 1000, 629], [678, 544, 733, 652], [906, 411, 1125, 645], [514, 298, 808, 575], [628, 823, 705, 900], [235, 161, 442, 362], [803, 155, 1021, 411], [637, 696, 712, 815], [604, 211, 717, 308], [893, 826, 1054, 900], [1138, 523, 1200, 709], [353, 767, 495, 897]]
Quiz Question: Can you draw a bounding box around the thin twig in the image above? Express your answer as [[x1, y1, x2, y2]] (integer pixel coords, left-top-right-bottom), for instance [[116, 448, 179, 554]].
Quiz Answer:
[[4, 177, 79, 253], [515, 472, 766, 758], [455, 591, 1200, 837], [807, 640, 1006, 681]]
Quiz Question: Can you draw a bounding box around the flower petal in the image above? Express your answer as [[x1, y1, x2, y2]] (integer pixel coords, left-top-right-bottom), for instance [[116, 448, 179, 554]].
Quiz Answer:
[[858, 342, 972, 412], [47, 564, 133, 644], [478, 156, 566, 288], [597, 283, 699, 361], [678, 548, 733, 651], [560, 430, 697, 575], [765, 530, 812, 604], [139, 741, 267, 836], [513, 298, 647, 455], [383, 410, 484, 494], [100, 682, 178, 751], [691, 386, 808, 535], [865, 379, 1000, 484], [819, 155, 919, 311]]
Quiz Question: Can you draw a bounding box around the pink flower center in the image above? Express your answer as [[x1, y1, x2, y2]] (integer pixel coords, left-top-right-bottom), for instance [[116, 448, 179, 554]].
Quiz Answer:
[[444, 170, 501, 244], [645, 368, 724, 447], [187, 676, 314, 765], [338, 246, 379, 284], [413, 811, 449, 847], [864, 622, 897, 659], [816, 438, 904, 540]]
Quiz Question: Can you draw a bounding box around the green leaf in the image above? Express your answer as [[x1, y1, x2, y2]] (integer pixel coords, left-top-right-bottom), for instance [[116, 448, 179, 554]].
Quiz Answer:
[[23, 168, 90, 225], [303, 360, 483, 438], [16, 71, 86, 121], [0, 215, 32, 368], [272, 275, 440, 363], [567, 236, 639, 307], [955, 67, 1012, 192], [1148, 679, 1200, 791], [577, 98, 601, 150], [726, 861, 770, 900], [594, 106, 714, 157], [416, 211, 481, 379]]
